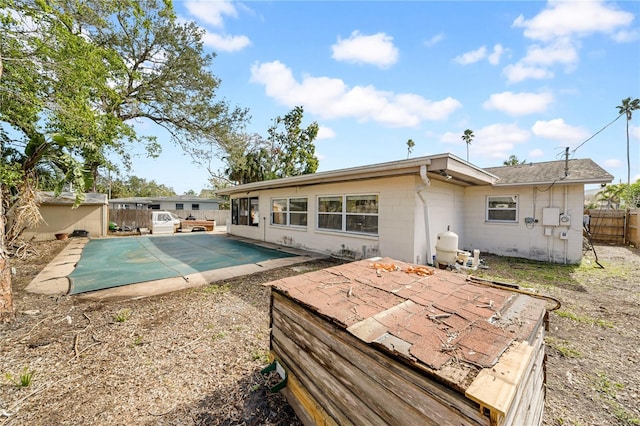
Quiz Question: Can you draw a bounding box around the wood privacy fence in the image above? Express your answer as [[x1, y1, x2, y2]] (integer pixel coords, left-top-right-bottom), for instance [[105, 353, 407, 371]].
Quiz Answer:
[[109, 209, 231, 230], [586, 209, 639, 247]]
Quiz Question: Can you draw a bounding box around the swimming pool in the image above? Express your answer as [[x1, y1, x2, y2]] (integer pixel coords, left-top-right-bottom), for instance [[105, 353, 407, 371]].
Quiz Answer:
[[68, 234, 296, 294]]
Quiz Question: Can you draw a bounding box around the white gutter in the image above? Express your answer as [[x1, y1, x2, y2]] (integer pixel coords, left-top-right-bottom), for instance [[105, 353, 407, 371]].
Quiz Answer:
[[417, 162, 433, 265]]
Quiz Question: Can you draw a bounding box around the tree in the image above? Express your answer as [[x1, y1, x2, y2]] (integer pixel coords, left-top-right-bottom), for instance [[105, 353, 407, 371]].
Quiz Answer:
[[220, 106, 319, 185], [623, 179, 640, 208], [616, 97, 640, 186], [406, 139, 415, 159], [0, 53, 12, 322], [503, 155, 526, 166], [0, 0, 248, 321], [596, 184, 625, 209], [95, 175, 176, 198], [461, 129, 474, 162], [267, 106, 319, 179]]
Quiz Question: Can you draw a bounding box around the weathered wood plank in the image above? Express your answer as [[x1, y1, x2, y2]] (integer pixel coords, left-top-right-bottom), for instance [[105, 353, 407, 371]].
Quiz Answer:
[[508, 340, 545, 426], [272, 292, 488, 425], [271, 352, 340, 426], [465, 341, 534, 417], [273, 309, 436, 425], [272, 326, 389, 425], [502, 328, 545, 425], [272, 340, 354, 426]]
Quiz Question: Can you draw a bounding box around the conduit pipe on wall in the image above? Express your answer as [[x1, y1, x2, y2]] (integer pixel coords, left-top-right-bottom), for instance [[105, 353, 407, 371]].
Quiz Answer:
[[563, 186, 569, 264], [547, 186, 553, 262], [417, 163, 433, 265]]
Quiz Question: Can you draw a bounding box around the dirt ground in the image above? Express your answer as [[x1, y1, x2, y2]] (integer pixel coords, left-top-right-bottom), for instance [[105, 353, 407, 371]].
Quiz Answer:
[[1, 239, 639, 425]]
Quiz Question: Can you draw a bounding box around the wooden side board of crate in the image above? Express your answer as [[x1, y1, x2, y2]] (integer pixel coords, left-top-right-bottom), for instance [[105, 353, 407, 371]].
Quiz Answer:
[[266, 256, 549, 426]]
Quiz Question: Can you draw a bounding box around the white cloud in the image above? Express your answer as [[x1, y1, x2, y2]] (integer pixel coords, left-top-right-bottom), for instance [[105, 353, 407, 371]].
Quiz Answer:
[[183, 0, 251, 52], [201, 31, 250, 52], [506, 2, 634, 84], [631, 124, 640, 140], [483, 91, 553, 116], [528, 148, 544, 158], [604, 158, 622, 168], [502, 39, 577, 83], [454, 46, 487, 65], [522, 38, 579, 67], [488, 44, 506, 65], [317, 126, 336, 140], [331, 31, 399, 68], [612, 29, 640, 43], [503, 62, 554, 83], [512, 1, 634, 42], [184, 0, 238, 28], [441, 123, 531, 160], [424, 33, 445, 47], [531, 118, 591, 145], [250, 60, 462, 127]]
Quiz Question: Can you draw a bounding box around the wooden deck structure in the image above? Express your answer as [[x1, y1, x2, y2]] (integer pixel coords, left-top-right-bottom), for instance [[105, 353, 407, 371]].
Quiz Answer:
[[265, 258, 548, 425]]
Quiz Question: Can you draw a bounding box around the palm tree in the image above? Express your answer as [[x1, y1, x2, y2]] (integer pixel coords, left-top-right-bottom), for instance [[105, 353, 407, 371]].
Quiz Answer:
[[616, 97, 640, 186], [503, 155, 526, 166], [597, 184, 625, 209], [406, 139, 415, 159], [461, 129, 474, 162]]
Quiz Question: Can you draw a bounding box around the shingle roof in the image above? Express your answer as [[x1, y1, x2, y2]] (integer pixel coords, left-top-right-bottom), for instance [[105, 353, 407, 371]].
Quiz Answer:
[[484, 158, 613, 186], [37, 192, 107, 205], [109, 195, 223, 203]]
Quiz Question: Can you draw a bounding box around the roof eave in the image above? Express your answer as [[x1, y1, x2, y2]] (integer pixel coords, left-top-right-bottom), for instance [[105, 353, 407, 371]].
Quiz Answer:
[[217, 154, 498, 196], [492, 177, 614, 187]]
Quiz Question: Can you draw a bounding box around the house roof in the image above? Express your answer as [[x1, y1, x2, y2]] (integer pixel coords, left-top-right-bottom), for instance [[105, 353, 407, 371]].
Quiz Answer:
[[217, 153, 499, 195], [266, 257, 547, 390], [216, 154, 613, 196], [37, 192, 107, 205], [485, 159, 613, 186], [109, 195, 223, 203]]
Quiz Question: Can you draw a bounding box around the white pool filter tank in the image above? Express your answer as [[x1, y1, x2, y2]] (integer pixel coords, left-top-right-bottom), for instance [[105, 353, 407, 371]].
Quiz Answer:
[[435, 227, 458, 267]]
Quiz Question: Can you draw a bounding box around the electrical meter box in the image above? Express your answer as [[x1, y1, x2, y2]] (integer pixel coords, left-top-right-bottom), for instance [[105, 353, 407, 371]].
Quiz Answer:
[[559, 213, 571, 226], [542, 207, 560, 226]]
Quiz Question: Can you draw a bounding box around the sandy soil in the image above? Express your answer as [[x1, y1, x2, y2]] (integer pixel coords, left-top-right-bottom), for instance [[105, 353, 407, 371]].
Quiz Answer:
[[1, 240, 638, 425]]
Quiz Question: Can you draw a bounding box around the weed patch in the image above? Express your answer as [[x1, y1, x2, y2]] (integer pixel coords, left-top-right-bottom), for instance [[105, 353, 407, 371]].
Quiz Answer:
[[4, 367, 34, 387], [554, 310, 614, 328], [545, 337, 581, 358], [114, 308, 131, 323]]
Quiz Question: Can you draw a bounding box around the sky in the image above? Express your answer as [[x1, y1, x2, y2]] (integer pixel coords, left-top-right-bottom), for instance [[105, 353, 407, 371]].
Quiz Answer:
[[127, 0, 640, 195]]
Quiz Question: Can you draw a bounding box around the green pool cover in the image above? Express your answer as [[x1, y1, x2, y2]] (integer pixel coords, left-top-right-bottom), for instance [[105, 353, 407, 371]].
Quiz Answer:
[[68, 234, 295, 294]]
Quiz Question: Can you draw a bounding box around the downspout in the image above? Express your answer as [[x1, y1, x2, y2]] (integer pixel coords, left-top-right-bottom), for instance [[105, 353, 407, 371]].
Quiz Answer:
[[417, 163, 433, 265], [547, 187, 553, 262], [563, 186, 569, 264]]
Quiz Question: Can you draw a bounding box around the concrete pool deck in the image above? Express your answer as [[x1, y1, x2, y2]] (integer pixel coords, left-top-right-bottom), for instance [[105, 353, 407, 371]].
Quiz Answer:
[[25, 227, 324, 301]]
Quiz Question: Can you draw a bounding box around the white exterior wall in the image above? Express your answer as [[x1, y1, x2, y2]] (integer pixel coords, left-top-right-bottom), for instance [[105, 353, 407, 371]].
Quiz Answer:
[[228, 176, 462, 265], [463, 184, 584, 264], [414, 180, 465, 265]]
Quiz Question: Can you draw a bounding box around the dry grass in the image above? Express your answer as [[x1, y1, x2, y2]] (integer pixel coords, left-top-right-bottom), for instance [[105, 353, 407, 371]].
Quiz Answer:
[[1, 241, 639, 425]]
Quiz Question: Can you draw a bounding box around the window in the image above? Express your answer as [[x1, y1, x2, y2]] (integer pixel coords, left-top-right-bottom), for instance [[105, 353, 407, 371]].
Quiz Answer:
[[231, 197, 259, 226], [250, 198, 260, 227], [487, 195, 518, 222], [346, 194, 379, 233], [176, 203, 184, 210], [318, 194, 378, 235], [271, 198, 307, 227], [318, 196, 342, 230], [192, 204, 199, 211], [148, 204, 160, 210]]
